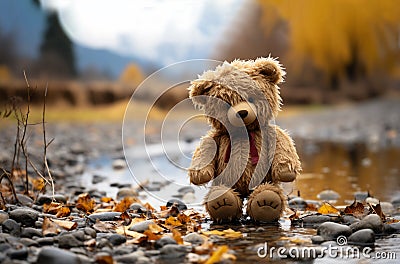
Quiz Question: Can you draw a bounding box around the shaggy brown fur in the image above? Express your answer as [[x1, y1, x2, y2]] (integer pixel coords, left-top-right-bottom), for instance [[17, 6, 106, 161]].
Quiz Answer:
[[188, 56, 301, 222]]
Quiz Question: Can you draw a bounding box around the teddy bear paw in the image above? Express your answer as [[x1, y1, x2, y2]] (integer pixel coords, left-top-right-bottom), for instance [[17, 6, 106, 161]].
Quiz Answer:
[[205, 187, 242, 223], [247, 190, 282, 222], [278, 170, 297, 182], [189, 168, 213, 185]]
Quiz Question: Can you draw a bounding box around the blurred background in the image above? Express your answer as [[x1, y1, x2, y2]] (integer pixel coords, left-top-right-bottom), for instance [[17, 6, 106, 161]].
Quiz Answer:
[[1, 0, 399, 109]]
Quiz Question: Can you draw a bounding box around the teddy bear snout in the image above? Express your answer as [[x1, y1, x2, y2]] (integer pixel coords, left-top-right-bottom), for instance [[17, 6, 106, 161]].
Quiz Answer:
[[227, 101, 257, 127]]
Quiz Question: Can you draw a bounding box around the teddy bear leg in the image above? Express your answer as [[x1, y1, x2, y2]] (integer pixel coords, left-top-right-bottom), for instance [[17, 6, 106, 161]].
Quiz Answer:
[[247, 183, 285, 222], [204, 186, 242, 223]]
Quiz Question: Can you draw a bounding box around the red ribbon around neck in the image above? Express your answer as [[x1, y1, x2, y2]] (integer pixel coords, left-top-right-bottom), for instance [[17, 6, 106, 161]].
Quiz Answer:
[[224, 131, 259, 165]]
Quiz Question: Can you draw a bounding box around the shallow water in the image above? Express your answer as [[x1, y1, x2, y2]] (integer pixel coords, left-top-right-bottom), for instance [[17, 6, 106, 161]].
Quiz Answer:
[[82, 140, 400, 263]]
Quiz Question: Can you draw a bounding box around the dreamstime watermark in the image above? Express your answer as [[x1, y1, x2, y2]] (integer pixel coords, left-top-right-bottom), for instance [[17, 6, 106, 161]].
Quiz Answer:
[[257, 235, 397, 260]]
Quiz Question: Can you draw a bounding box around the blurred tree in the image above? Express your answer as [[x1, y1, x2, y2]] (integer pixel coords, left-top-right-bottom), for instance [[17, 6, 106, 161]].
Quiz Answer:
[[259, 0, 400, 90], [119, 63, 144, 85]]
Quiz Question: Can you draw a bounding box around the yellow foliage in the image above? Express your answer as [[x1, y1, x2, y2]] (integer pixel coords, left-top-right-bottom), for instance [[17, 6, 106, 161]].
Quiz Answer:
[[259, 0, 400, 78], [318, 202, 340, 215], [119, 63, 144, 84]]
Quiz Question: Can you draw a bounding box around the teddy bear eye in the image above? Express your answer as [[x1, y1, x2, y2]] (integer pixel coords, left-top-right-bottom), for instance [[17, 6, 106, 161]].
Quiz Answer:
[[248, 97, 254, 103]]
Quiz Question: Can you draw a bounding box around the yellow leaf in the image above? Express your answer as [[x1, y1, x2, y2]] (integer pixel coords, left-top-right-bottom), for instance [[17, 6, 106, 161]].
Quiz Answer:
[[113, 197, 140, 212], [172, 229, 183, 245], [76, 193, 96, 213], [222, 228, 242, 239], [205, 245, 229, 264], [115, 226, 146, 240], [318, 202, 340, 215], [165, 216, 183, 227], [144, 230, 161, 241], [42, 217, 60, 236], [148, 223, 164, 233]]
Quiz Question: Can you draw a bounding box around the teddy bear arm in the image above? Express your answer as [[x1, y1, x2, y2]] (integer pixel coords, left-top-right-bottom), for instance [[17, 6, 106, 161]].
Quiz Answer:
[[271, 126, 302, 183], [188, 135, 218, 185]]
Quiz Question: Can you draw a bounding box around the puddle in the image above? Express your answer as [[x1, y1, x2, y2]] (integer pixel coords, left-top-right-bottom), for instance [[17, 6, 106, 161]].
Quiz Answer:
[[81, 140, 400, 263]]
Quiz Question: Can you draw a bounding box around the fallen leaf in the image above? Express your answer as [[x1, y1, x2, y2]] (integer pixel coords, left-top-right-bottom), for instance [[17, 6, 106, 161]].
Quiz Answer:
[[42, 217, 60, 236], [93, 221, 117, 233], [202, 230, 225, 236], [318, 202, 340, 215], [172, 229, 183, 244], [205, 245, 229, 264], [51, 219, 77, 231], [31, 177, 45, 191], [144, 230, 162, 241], [143, 202, 155, 212], [369, 203, 386, 221], [222, 228, 242, 239], [113, 196, 140, 212], [177, 213, 192, 224], [120, 211, 132, 226], [148, 223, 164, 233], [56, 206, 71, 218], [76, 193, 96, 213], [305, 203, 318, 211], [344, 200, 365, 219], [116, 226, 146, 240], [165, 216, 183, 227], [95, 254, 114, 264], [101, 197, 114, 203]]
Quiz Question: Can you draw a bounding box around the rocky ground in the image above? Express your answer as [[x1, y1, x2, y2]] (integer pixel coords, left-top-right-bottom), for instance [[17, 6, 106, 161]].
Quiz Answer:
[[0, 98, 399, 263]]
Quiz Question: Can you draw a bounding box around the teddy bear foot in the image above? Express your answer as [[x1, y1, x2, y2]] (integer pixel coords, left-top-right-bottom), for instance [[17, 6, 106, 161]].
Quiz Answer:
[[247, 184, 284, 222], [204, 186, 242, 223]]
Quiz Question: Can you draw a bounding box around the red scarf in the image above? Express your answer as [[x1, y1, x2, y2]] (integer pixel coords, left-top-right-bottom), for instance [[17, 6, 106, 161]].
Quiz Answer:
[[224, 131, 259, 165]]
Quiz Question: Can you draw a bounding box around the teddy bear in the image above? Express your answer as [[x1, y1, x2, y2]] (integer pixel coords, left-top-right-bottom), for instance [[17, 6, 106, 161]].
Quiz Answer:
[[187, 56, 301, 223]]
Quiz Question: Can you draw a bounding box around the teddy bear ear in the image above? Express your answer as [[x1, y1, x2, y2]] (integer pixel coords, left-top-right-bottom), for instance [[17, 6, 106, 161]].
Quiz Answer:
[[188, 80, 214, 105], [254, 57, 286, 85]]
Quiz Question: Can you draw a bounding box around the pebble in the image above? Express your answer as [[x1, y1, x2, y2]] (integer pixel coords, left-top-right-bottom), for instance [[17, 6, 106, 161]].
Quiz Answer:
[[6, 247, 28, 260], [301, 215, 332, 226], [109, 234, 127, 246], [166, 199, 187, 211], [178, 186, 195, 195], [341, 215, 359, 225], [311, 235, 325, 244], [130, 203, 147, 213], [112, 159, 126, 170], [92, 174, 106, 184], [37, 246, 80, 264], [36, 237, 54, 246], [350, 214, 383, 234], [20, 237, 39, 247], [116, 188, 138, 200], [58, 234, 84, 248], [317, 190, 340, 202], [0, 210, 9, 224], [182, 192, 196, 204], [183, 233, 204, 245], [391, 196, 400, 208], [317, 222, 352, 240], [380, 202, 395, 215], [113, 245, 137, 255], [84, 227, 97, 238], [160, 244, 187, 259], [16, 194, 33, 206], [155, 236, 177, 249], [36, 194, 68, 205], [365, 197, 380, 205], [354, 191, 369, 201], [129, 220, 155, 232], [9, 208, 39, 226], [2, 219, 21, 237], [348, 229, 375, 246], [88, 212, 121, 222], [114, 250, 145, 263], [70, 143, 86, 155], [288, 197, 307, 210]]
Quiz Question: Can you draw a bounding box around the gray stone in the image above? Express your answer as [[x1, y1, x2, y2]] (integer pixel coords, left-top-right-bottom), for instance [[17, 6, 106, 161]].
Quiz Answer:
[[71, 230, 85, 241], [6, 248, 28, 260], [37, 246, 80, 264], [20, 237, 39, 247], [130, 203, 147, 213], [112, 159, 126, 170], [311, 235, 325, 244], [317, 190, 340, 201], [348, 229, 375, 246], [166, 199, 187, 211], [2, 219, 21, 237], [350, 214, 383, 234], [37, 194, 67, 205], [317, 222, 352, 240], [178, 186, 195, 195], [114, 250, 145, 263], [342, 215, 360, 225], [36, 237, 54, 246], [0, 210, 9, 224], [21, 227, 43, 239], [109, 234, 127, 246], [155, 236, 178, 249], [129, 220, 155, 232], [16, 194, 34, 206], [354, 191, 369, 202], [88, 212, 121, 222], [160, 244, 187, 259], [302, 215, 332, 226], [183, 233, 204, 245], [58, 234, 83, 248], [9, 208, 39, 226], [84, 227, 97, 238], [288, 197, 307, 210], [380, 202, 395, 215]]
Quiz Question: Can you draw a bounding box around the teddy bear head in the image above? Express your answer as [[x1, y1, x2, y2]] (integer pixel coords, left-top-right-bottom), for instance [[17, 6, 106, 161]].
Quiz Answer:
[[188, 57, 285, 133]]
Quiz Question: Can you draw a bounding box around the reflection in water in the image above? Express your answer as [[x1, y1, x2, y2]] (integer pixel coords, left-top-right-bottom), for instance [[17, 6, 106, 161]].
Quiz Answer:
[[294, 139, 400, 204]]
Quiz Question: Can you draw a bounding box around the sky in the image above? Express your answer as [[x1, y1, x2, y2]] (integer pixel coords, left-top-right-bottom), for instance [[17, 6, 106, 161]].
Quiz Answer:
[[39, 0, 244, 70]]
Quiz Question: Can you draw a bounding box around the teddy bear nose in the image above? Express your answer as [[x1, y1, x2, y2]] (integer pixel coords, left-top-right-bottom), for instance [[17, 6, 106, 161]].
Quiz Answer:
[[236, 110, 248, 119]]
